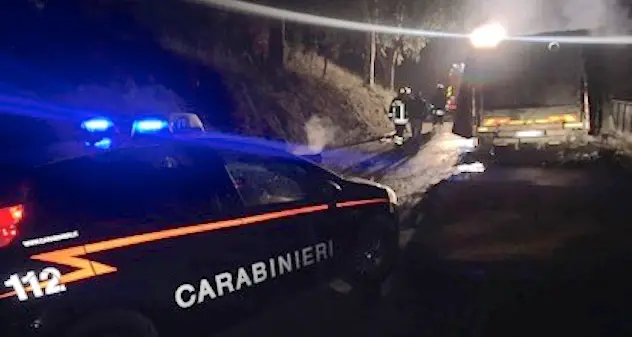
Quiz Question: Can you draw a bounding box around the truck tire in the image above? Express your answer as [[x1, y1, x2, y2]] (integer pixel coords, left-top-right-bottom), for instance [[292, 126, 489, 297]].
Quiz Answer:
[[64, 310, 158, 337]]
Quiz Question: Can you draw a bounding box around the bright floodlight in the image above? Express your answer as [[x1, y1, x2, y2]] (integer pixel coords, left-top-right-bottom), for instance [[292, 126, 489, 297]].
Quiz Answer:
[[469, 23, 507, 48]]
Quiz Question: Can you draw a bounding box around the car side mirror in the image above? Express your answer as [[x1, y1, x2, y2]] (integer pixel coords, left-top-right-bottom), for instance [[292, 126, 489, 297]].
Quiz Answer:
[[320, 180, 342, 201]]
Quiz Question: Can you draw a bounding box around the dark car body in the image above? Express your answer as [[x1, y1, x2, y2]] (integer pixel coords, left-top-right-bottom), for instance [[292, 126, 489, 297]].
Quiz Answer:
[[0, 137, 398, 337]]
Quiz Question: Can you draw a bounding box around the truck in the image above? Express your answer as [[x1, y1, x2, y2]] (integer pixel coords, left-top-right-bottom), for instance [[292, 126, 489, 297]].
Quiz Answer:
[[452, 29, 607, 156]]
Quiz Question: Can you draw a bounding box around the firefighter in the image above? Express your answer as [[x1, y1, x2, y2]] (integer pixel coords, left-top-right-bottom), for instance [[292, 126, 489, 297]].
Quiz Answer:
[[409, 91, 427, 139], [431, 83, 447, 127], [389, 87, 412, 145]]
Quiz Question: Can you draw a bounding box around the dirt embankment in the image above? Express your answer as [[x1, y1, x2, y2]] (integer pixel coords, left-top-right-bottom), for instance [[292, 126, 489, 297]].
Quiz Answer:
[[165, 39, 395, 149]]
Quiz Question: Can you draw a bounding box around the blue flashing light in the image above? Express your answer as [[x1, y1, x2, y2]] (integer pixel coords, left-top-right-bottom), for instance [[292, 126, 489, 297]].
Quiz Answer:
[[81, 117, 114, 132], [94, 137, 113, 149], [132, 119, 169, 134]]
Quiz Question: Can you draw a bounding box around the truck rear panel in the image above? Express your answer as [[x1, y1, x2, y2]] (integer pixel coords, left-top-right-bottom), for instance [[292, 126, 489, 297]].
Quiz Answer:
[[452, 29, 596, 149]]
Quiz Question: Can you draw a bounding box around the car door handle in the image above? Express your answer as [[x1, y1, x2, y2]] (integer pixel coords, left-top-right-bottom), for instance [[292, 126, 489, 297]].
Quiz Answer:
[[322, 181, 342, 206], [327, 180, 342, 191]]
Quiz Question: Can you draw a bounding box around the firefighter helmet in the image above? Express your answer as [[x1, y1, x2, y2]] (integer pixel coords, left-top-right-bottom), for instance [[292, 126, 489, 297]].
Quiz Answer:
[[399, 87, 412, 95]]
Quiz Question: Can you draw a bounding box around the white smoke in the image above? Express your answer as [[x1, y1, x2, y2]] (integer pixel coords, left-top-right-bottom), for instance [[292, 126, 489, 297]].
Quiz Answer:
[[56, 81, 187, 116], [304, 115, 338, 153], [560, 0, 631, 34], [464, 0, 631, 35]]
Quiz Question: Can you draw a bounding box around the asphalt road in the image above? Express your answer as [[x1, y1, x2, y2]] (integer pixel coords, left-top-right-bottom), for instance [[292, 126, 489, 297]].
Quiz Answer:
[[219, 125, 632, 337]]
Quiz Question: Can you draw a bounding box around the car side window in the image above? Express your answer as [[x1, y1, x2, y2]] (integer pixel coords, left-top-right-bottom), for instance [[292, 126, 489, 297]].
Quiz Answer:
[[36, 146, 202, 226], [100, 147, 196, 216], [220, 152, 312, 207]]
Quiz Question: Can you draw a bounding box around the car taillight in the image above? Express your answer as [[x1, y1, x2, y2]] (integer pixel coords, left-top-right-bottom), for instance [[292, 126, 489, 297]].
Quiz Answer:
[[0, 204, 24, 248]]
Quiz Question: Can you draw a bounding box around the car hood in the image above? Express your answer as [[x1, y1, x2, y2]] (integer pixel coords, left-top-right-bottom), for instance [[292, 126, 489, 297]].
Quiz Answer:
[[287, 144, 322, 155], [344, 176, 398, 205]]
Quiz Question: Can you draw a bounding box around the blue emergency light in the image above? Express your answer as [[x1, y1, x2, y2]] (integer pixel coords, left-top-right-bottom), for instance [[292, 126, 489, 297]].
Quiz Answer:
[[81, 117, 114, 132], [93, 137, 113, 150], [132, 119, 169, 134]]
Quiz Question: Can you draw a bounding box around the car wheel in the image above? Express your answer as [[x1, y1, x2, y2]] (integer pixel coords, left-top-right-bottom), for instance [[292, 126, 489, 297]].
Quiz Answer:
[[65, 310, 157, 337], [348, 216, 398, 299]]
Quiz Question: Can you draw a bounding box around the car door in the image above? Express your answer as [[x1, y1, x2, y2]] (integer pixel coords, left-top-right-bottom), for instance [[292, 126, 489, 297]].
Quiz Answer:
[[175, 144, 300, 325], [212, 149, 338, 302], [272, 161, 361, 283]]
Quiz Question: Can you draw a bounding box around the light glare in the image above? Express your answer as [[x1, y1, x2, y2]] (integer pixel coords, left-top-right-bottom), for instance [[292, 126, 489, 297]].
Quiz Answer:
[[470, 23, 507, 48]]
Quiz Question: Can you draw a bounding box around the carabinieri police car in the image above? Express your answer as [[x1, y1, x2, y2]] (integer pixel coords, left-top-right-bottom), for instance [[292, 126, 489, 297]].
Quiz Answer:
[[0, 128, 399, 337]]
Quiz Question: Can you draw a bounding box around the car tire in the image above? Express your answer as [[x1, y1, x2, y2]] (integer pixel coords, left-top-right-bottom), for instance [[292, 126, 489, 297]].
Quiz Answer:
[[347, 216, 398, 302], [64, 310, 158, 337]]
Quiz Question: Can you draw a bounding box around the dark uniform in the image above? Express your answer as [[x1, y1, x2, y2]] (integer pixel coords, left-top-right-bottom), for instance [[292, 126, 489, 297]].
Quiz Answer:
[[408, 93, 426, 138], [431, 85, 447, 126]]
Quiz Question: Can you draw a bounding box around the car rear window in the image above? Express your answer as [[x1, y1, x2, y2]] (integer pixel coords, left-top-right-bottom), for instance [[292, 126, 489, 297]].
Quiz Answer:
[[0, 167, 30, 207]]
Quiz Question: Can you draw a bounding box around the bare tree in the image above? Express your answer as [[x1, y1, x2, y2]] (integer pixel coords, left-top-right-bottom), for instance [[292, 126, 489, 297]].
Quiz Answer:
[[268, 19, 285, 71], [361, 0, 381, 87], [376, 0, 463, 90]]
